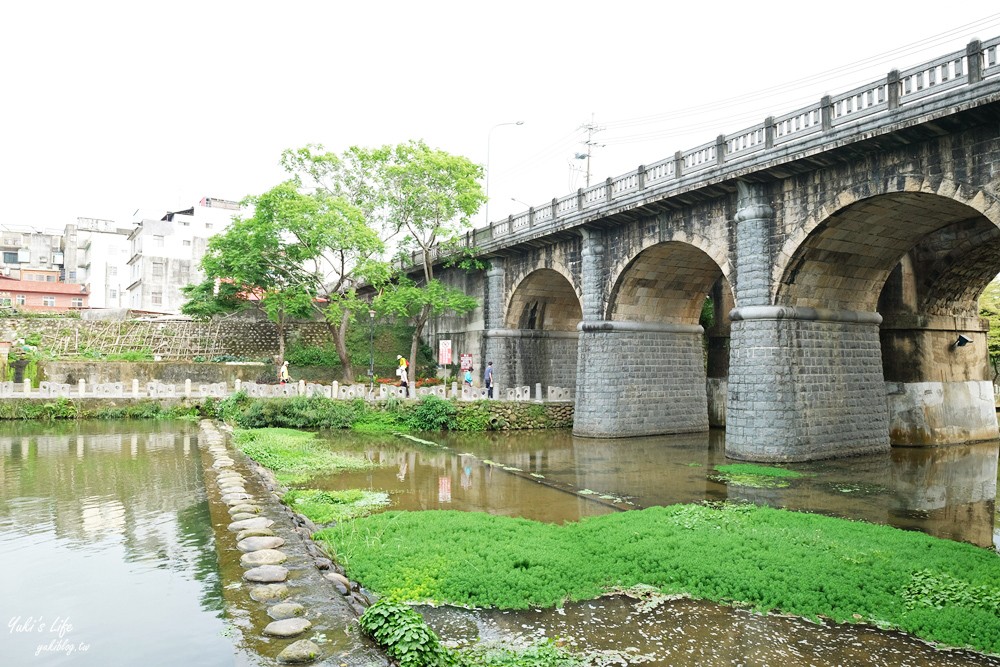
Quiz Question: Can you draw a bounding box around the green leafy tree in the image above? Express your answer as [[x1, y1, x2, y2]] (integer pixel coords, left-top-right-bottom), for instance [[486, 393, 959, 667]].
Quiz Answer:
[[368, 140, 487, 372], [979, 278, 1000, 381], [278, 145, 387, 382], [182, 182, 318, 365]]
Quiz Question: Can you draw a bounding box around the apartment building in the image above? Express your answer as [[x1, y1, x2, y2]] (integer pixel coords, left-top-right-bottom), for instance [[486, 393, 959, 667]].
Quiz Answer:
[[62, 217, 136, 309], [126, 197, 240, 313], [0, 226, 65, 282]]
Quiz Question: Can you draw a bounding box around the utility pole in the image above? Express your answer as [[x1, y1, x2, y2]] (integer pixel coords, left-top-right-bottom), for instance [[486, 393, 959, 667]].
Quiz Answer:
[[577, 114, 605, 188]]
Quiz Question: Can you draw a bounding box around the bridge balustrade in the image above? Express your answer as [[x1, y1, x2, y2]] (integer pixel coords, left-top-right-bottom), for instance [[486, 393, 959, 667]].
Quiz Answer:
[[477, 37, 1000, 246]]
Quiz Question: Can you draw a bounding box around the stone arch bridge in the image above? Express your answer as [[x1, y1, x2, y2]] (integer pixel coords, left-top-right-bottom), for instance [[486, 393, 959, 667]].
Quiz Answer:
[[425, 39, 1000, 461]]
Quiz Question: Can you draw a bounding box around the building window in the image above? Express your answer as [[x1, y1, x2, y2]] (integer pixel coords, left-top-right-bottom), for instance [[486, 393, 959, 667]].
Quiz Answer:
[[2, 251, 17, 263], [68, 270, 76, 280], [16, 295, 25, 306], [109, 289, 117, 299], [205, 223, 213, 230], [47, 275, 55, 282], [151, 291, 163, 305], [182, 240, 191, 247], [0, 297, 11, 307], [109, 266, 117, 276], [71, 298, 83, 308], [153, 235, 164, 247], [42, 296, 55, 307], [152, 261, 164, 278]]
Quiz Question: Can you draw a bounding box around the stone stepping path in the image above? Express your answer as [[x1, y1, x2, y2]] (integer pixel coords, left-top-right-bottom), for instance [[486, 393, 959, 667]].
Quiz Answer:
[[200, 420, 323, 665]]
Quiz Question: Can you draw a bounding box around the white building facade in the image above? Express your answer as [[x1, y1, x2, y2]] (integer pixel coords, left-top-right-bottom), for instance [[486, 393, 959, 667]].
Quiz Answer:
[[63, 217, 135, 309], [126, 197, 240, 314]]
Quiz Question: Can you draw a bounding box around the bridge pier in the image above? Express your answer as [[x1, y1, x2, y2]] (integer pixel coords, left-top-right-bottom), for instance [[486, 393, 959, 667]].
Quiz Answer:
[[726, 306, 890, 461], [573, 321, 708, 438], [881, 315, 998, 445]]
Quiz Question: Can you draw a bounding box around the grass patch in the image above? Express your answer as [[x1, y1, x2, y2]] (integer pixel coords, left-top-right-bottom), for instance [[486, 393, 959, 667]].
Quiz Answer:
[[232, 428, 378, 484], [283, 488, 390, 524], [315, 503, 1000, 654]]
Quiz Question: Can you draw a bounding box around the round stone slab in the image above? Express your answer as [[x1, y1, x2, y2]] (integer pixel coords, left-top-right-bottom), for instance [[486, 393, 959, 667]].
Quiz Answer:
[[238, 536, 285, 552], [228, 504, 261, 515], [219, 485, 247, 494], [230, 512, 260, 522], [263, 617, 311, 638], [249, 583, 289, 603], [267, 602, 306, 620], [222, 493, 254, 504], [228, 516, 274, 532], [236, 528, 274, 541], [241, 549, 288, 567], [277, 639, 320, 664], [244, 565, 289, 583]]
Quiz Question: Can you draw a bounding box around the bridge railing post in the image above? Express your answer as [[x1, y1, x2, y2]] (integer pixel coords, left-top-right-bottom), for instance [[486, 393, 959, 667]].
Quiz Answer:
[[887, 69, 900, 109], [528, 207, 534, 228], [605, 177, 613, 203], [764, 116, 774, 148], [820, 95, 832, 131], [674, 151, 683, 178], [715, 134, 726, 167], [637, 165, 646, 190], [576, 188, 584, 211], [551, 198, 558, 221], [967, 39, 983, 84]]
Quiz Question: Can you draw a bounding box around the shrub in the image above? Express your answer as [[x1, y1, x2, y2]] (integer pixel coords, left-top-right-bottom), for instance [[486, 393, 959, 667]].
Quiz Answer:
[[406, 395, 457, 431], [358, 599, 458, 667]]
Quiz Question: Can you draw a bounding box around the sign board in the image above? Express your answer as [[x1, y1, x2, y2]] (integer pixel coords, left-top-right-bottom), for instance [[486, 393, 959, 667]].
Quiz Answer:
[[460, 353, 473, 371], [438, 339, 452, 365]]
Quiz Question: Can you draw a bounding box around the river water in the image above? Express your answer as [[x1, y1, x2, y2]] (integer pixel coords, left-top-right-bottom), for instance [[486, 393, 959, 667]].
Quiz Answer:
[[3, 421, 1000, 666], [317, 428, 1000, 666], [0, 421, 244, 666]]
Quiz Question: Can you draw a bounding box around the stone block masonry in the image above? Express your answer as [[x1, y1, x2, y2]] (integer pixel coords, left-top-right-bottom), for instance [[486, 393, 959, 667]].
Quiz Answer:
[[574, 321, 707, 438], [727, 308, 890, 461]]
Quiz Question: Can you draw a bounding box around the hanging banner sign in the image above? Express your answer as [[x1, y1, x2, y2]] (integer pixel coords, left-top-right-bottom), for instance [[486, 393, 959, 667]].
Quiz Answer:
[[460, 353, 473, 371], [438, 339, 452, 365]]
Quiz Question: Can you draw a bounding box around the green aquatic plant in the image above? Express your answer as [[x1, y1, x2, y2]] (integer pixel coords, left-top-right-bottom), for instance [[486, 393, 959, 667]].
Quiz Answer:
[[232, 428, 378, 484], [315, 503, 1000, 655], [711, 463, 812, 489], [282, 488, 389, 524]]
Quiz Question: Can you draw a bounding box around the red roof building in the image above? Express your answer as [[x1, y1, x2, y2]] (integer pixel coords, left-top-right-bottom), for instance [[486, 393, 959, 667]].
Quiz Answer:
[[0, 275, 88, 313]]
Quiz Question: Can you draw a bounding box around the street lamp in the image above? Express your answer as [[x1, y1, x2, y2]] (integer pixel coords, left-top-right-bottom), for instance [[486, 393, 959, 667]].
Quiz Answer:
[[368, 308, 375, 396], [485, 120, 524, 227]]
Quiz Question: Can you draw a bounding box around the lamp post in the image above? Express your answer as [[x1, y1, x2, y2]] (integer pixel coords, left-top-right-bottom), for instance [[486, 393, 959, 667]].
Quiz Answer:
[[485, 120, 524, 227], [368, 308, 375, 396]]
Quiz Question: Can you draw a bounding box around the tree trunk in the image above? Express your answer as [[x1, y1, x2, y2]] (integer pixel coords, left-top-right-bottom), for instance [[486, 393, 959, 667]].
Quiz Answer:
[[336, 310, 352, 383], [409, 305, 429, 384], [319, 308, 354, 383]]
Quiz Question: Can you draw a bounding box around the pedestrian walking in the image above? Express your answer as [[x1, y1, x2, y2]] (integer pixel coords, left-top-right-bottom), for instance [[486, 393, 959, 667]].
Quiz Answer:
[[484, 361, 494, 399], [279, 361, 291, 385]]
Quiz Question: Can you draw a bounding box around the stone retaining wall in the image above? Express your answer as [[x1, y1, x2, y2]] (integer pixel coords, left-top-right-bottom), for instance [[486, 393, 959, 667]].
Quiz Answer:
[[2, 318, 332, 360]]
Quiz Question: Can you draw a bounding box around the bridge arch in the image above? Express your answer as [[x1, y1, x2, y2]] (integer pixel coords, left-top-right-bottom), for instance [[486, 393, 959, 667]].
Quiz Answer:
[[607, 241, 727, 324], [493, 267, 582, 393], [504, 267, 582, 331], [775, 178, 1000, 311]]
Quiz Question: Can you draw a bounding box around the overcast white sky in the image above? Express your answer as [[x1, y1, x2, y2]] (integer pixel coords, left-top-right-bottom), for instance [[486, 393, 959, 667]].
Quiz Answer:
[[2, 2, 998, 233]]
